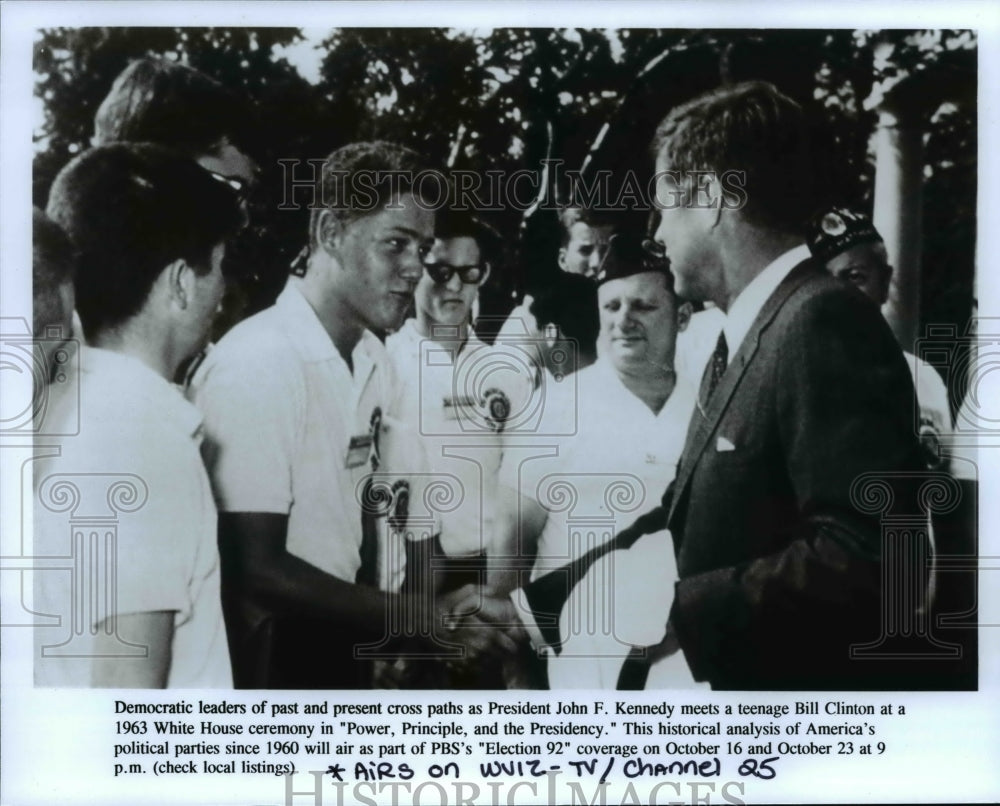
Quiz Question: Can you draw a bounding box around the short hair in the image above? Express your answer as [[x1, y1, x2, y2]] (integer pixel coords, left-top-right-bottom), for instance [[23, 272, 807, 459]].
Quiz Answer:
[[32, 207, 76, 335], [93, 57, 252, 157], [529, 272, 600, 359], [309, 141, 432, 251], [652, 81, 814, 235], [46, 143, 244, 341], [434, 208, 501, 266], [557, 206, 612, 248]]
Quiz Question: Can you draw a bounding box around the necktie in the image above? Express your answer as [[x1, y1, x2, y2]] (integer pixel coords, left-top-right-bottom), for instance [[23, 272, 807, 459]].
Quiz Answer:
[[700, 330, 728, 409]]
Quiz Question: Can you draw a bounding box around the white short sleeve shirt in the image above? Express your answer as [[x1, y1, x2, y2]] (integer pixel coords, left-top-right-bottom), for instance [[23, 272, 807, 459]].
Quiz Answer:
[[33, 348, 231, 688], [191, 280, 417, 592], [503, 359, 697, 581], [385, 320, 533, 556]]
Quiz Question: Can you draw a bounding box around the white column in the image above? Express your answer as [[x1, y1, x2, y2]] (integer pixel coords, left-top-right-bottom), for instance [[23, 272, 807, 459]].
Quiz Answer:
[[872, 104, 924, 353]]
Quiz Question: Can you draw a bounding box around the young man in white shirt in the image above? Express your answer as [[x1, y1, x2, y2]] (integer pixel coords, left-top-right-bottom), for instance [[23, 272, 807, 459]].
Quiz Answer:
[[35, 143, 243, 687], [191, 143, 517, 688], [386, 212, 530, 582]]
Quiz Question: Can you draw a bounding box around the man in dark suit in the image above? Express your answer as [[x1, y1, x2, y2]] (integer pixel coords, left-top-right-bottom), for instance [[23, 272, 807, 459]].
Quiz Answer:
[[504, 81, 928, 690]]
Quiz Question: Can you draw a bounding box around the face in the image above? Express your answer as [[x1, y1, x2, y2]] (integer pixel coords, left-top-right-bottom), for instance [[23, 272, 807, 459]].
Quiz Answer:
[[332, 192, 434, 334], [560, 222, 611, 278], [185, 242, 227, 356], [825, 241, 892, 307], [598, 271, 678, 377], [415, 236, 483, 331], [652, 154, 721, 303]]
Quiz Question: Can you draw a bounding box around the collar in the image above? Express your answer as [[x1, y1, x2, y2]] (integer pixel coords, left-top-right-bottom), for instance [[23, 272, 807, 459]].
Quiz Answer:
[[397, 318, 485, 361], [722, 243, 811, 364], [276, 278, 384, 373], [81, 346, 203, 439]]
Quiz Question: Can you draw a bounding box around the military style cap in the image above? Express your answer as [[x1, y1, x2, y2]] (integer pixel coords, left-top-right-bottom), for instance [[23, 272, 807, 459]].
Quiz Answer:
[[806, 207, 884, 264], [595, 232, 672, 286]]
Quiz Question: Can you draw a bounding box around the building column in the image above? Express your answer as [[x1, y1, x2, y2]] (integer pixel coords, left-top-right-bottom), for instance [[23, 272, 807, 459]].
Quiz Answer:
[[871, 101, 925, 352]]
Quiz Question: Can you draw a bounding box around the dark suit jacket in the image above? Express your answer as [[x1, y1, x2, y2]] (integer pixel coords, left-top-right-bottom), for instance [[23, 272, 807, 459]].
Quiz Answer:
[[664, 260, 925, 689], [521, 259, 926, 690]]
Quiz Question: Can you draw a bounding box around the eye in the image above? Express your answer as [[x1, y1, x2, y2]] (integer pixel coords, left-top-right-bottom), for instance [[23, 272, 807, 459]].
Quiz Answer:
[[846, 270, 869, 284], [417, 242, 432, 261], [385, 237, 408, 253], [603, 300, 621, 313]]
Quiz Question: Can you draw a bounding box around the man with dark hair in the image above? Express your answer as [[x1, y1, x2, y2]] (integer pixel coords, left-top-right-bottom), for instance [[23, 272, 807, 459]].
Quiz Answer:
[[191, 141, 516, 688], [383, 208, 530, 687], [32, 207, 76, 383], [34, 143, 244, 687], [93, 56, 257, 192], [806, 207, 952, 470], [93, 56, 259, 340], [641, 82, 924, 688], [484, 82, 927, 691]]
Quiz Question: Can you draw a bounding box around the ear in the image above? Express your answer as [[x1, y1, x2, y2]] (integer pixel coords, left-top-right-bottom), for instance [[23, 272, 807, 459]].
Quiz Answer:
[[316, 208, 343, 257], [163, 258, 195, 312], [677, 301, 693, 332], [557, 246, 568, 271]]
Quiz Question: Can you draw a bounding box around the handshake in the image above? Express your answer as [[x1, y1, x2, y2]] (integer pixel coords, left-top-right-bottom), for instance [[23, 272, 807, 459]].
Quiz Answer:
[[375, 584, 530, 688]]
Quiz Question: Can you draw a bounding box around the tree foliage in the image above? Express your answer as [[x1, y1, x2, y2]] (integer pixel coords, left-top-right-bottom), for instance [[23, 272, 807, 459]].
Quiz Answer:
[[34, 26, 977, 341]]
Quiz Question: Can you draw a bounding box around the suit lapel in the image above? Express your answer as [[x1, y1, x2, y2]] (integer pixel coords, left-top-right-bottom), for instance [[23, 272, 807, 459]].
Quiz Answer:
[[668, 261, 817, 527]]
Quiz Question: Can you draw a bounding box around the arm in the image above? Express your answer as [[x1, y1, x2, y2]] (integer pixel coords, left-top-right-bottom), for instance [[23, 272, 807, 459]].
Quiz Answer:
[[90, 612, 173, 688], [220, 512, 512, 660], [487, 484, 546, 596]]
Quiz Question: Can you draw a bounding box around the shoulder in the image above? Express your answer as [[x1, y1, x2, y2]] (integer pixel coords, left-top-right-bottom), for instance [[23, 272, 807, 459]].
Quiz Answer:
[[777, 267, 890, 342], [194, 307, 307, 402]]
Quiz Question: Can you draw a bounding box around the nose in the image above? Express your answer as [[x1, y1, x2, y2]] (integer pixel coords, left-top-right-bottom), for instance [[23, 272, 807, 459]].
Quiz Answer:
[[653, 217, 668, 252], [588, 248, 603, 275], [610, 303, 635, 332], [444, 270, 464, 293], [398, 251, 424, 283]]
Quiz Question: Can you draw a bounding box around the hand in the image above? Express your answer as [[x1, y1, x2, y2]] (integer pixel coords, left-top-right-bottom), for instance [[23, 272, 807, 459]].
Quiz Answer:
[[441, 584, 521, 630], [434, 587, 525, 668]]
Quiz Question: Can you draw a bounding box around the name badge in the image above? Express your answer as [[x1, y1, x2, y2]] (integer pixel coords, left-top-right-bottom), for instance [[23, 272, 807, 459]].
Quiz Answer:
[[442, 395, 476, 421], [345, 434, 373, 469]]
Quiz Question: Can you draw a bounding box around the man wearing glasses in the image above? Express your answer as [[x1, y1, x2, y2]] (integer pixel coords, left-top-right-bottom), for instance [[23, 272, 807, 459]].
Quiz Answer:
[[384, 210, 531, 686], [191, 144, 516, 689]]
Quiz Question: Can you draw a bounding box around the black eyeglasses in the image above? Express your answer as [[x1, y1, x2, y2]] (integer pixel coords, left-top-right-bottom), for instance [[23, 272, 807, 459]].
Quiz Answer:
[[206, 169, 251, 204], [422, 260, 490, 286]]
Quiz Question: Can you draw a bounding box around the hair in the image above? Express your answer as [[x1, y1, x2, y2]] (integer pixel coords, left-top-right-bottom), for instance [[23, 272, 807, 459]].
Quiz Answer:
[[557, 206, 612, 248], [93, 57, 253, 157], [309, 141, 432, 251], [652, 81, 814, 235], [46, 143, 244, 341], [32, 207, 77, 335], [529, 272, 600, 359], [434, 208, 501, 266]]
